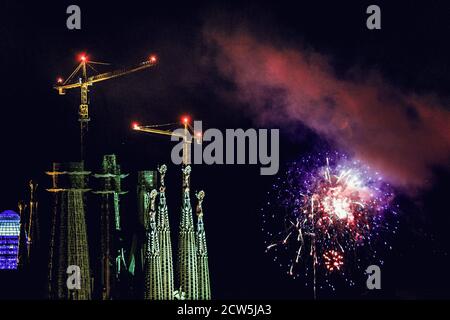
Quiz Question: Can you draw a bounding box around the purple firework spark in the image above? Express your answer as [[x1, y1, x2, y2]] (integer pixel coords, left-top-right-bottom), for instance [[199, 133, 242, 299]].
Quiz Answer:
[[262, 151, 399, 297]]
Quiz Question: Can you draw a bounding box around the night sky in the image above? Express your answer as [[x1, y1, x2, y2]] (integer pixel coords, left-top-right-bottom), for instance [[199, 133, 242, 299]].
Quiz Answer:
[[0, 0, 449, 299]]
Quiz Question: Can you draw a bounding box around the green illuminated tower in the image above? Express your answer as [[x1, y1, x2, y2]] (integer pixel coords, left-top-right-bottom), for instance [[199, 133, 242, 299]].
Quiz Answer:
[[47, 162, 91, 300], [195, 191, 211, 300], [144, 189, 163, 299], [157, 164, 174, 299], [92, 154, 128, 299], [177, 165, 198, 300]]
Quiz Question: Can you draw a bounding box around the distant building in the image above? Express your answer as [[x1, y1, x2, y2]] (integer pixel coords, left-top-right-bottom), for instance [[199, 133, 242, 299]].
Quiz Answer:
[[0, 210, 21, 270]]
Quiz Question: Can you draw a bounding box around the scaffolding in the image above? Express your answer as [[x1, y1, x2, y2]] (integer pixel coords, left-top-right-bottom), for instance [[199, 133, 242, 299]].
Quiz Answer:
[[47, 162, 91, 300]]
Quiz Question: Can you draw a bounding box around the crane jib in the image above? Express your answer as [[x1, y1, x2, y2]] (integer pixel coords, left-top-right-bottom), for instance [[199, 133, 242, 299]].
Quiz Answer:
[[54, 60, 155, 91]]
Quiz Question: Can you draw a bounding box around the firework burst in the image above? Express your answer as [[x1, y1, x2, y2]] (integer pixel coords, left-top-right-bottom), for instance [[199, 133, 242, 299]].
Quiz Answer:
[[262, 151, 398, 297], [323, 250, 344, 272]]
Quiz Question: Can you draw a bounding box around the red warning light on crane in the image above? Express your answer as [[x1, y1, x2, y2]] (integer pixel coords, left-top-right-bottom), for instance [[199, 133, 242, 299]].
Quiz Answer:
[[182, 116, 190, 125], [79, 53, 88, 62], [132, 122, 140, 130], [149, 55, 157, 63], [57, 77, 63, 84]]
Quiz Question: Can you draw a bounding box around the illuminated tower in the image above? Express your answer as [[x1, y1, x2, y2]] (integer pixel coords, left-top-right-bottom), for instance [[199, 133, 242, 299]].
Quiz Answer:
[[93, 154, 128, 299], [177, 165, 198, 300], [136, 171, 157, 270], [47, 162, 92, 300], [127, 171, 157, 297], [0, 210, 20, 270], [144, 189, 163, 299], [195, 191, 211, 300], [156, 164, 174, 299]]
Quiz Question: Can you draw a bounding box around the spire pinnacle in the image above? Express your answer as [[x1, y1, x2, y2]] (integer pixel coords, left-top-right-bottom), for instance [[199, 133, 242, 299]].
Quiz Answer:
[[196, 191, 205, 219]]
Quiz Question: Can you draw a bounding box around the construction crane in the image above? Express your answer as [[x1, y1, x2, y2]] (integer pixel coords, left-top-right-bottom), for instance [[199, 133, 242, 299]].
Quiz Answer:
[[132, 116, 202, 165], [54, 53, 158, 160]]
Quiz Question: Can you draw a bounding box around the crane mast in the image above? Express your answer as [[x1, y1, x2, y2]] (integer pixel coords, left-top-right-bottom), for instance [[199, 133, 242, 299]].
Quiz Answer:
[[54, 54, 157, 160]]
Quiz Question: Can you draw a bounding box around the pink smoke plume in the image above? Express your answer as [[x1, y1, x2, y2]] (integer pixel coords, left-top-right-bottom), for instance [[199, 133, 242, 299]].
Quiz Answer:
[[204, 30, 450, 189]]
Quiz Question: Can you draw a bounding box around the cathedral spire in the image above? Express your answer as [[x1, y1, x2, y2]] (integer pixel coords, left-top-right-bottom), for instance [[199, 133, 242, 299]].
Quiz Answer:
[[157, 164, 174, 299], [177, 165, 198, 300], [144, 189, 163, 299], [196, 191, 211, 300]]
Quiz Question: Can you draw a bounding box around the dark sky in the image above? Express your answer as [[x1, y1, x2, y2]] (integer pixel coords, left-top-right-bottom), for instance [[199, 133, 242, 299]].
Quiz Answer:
[[0, 0, 449, 299]]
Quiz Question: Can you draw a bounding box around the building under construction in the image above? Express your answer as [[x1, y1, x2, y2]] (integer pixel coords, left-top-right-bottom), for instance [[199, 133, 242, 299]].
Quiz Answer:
[[40, 54, 211, 300], [142, 164, 211, 300], [45, 157, 211, 300], [92, 154, 128, 299], [47, 162, 92, 300]]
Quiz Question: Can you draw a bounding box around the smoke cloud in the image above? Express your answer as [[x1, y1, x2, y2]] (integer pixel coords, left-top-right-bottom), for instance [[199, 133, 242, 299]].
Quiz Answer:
[[204, 30, 450, 189]]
